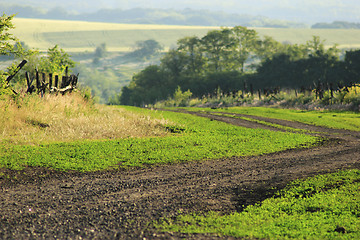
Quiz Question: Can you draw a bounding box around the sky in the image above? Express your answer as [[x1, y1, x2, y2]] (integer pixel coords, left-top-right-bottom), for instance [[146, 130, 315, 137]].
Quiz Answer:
[[3, 0, 360, 23]]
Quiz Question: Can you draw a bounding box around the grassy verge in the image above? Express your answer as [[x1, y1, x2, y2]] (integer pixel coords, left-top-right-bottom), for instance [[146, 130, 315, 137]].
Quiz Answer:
[[184, 107, 360, 132], [0, 106, 320, 171], [156, 169, 360, 239]]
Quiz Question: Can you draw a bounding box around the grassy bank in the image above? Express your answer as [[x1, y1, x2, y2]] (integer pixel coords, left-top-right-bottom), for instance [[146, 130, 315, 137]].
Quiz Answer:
[[157, 169, 360, 239], [0, 95, 320, 171], [0, 93, 168, 145]]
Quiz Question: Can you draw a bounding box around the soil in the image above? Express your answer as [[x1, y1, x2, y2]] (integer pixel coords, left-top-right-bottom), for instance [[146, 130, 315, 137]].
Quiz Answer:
[[1, 110, 359, 240]]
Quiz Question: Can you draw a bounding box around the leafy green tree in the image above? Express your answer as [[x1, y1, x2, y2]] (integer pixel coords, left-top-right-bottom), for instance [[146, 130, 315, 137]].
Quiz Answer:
[[122, 65, 173, 106], [129, 39, 163, 60], [343, 49, 360, 84], [39, 45, 76, 75], [230, 26, 260, 72], [0, 13, 27, 94], [0, 14, 22, 57], [200, 28, 234, 72], [177, 36, 205, 75], [306, 36, 339, 58], [94, 43, 107, 58], [160, 49, 188, 78]]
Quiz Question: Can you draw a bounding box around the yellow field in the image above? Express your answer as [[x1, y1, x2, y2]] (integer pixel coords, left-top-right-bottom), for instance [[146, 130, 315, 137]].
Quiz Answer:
[[10, 18, 360, 52], [11, 18, 218, 52]]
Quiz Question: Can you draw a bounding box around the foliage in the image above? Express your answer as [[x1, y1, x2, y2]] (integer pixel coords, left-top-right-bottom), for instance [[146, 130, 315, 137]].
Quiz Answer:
[[0, 107, 319, 171], [0, 14, 23, 56], [126, 39, 163, 60], [38, 44, 76, 75], [156, 86, 193, 107], [119, 26, 261, 105], [94, 42, 107, 58], [0, 13, 25, 95], [117, 25, 360, 106], [157, 169, 360, 239]]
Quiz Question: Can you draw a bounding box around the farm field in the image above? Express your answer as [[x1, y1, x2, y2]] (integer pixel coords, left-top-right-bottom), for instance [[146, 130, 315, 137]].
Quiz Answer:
[[10, 18, 360, 52], [0, 102, 359, 239], [10, 18, 218, 52], [183, 106, 360, 131]]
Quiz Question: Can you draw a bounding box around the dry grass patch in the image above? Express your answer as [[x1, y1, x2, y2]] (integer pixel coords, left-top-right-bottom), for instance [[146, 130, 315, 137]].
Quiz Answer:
[[0, 93, 169, 145]]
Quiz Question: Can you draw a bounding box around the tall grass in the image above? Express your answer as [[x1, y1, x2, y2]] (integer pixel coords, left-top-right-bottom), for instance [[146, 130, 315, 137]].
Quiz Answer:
[[0, 92, 169, 145]]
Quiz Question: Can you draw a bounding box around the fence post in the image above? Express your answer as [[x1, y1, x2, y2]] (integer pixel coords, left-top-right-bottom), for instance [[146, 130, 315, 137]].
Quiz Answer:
[[55, 75, 59, 88], [25, 72, 34, 94], [6, 60, 27, 84], [36, 71, 40, 90], [61, 76, 66, 88], [49, 73, 53, 89]]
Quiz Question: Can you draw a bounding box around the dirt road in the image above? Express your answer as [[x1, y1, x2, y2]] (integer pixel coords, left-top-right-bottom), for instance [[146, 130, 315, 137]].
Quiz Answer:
[[1, 111, 359, 239]]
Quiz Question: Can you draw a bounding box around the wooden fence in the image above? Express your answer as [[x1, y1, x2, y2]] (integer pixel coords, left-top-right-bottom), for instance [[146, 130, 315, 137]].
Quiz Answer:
[[6, 60, 79, 96], [25, 68, 79, 96]]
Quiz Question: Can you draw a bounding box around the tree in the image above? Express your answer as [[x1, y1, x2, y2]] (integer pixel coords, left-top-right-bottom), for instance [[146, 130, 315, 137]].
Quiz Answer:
[[129, 39, 163, 60], [200, 28, 234, 72], [160, 49, 188, 78], [306, 36, 339, 58], [177, 36, 205, 75], [230, 26, 260, 72], [0, 14, 26, 94], [0, 14, 22, 57], [121, 65, 173, 106], [39, 45, 76, 75], [94, 43, 107, 59], [344, 49, 360, 83]]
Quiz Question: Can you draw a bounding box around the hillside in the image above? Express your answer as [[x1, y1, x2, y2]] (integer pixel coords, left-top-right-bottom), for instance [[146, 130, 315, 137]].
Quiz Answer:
[[2, 4, 306, 28], [10, 18, 360, 53], [3, 0, 360, 24]]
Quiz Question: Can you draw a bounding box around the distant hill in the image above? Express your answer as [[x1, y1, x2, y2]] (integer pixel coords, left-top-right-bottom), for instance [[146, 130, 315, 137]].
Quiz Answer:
[[1, 4, 306, 28], [312, 21, 360, 29], [2, 0, 360, 24]]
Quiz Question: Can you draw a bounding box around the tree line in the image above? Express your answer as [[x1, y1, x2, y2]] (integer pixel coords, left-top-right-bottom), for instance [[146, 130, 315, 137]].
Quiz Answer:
[[114, 26, 360, 106]]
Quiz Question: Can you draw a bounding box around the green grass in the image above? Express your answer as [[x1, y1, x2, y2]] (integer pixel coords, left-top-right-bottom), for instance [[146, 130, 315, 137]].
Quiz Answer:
[[10, 18, 360, 52], [0, 107, 319, 171], [157, 169, 360, 239], [186, 107, 360, 132]]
